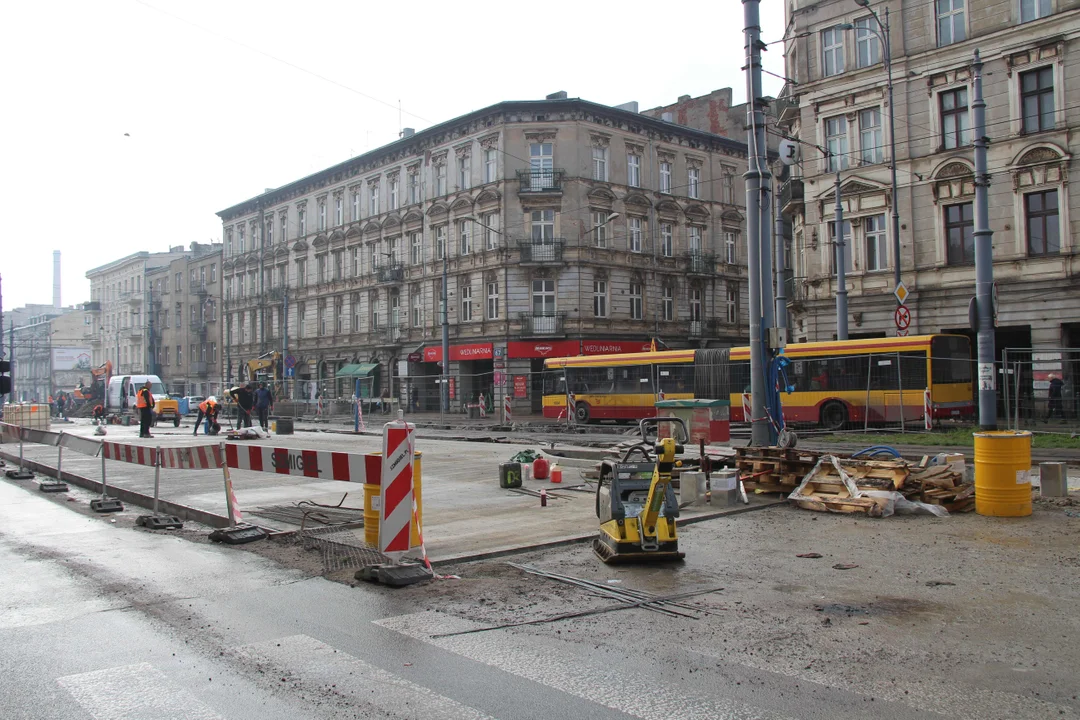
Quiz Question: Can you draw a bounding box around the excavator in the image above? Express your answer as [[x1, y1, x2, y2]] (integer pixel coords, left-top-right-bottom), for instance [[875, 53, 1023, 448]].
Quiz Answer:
[[246, 351, 281, 382], [593, 417, 688, 564], [73, 361, 112, 402]]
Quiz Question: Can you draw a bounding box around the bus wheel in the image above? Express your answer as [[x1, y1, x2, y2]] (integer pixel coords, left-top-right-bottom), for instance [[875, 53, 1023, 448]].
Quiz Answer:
[[575, 402, 591, 424], [820, 402, 848, 431]]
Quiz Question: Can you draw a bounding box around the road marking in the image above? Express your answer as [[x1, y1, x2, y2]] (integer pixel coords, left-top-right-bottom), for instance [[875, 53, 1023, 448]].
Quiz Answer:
[[376, 611, 796, 720], [233, 634, 495, 720], [57, 662, 225, 720]]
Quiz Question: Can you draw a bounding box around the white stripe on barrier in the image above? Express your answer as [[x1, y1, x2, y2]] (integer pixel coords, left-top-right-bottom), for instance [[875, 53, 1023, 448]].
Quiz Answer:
[[924, 387, 933, 431], [160, 445, 224, 470], [101, 442, 158, 467], [380, 421, 415, 554], [58, 433, 103, 458], [503, 396, 512, 425], [224, 444, 380, 482]]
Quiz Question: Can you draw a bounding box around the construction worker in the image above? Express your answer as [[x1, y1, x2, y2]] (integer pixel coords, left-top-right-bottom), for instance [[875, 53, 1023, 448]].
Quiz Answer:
[[230, 382, 255, 428], [193, 397, 221, 436], [91, 404, 106, 424], [136, 380, 154, 438], [255, 382, 274, 430]]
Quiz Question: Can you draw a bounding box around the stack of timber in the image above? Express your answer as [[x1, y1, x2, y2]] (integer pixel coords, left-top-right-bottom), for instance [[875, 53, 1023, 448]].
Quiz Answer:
[[906, 461, 975, 512], [736, 447, 825, 494]]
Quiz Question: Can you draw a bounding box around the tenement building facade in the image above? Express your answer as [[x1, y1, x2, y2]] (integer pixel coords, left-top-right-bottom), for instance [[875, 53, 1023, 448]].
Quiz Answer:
[[217, 94, 751, 414], [779, 1, 1080, 366]]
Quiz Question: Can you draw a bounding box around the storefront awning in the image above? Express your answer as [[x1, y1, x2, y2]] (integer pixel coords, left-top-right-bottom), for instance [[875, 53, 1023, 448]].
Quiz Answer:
[[337, 362, 380, 377]]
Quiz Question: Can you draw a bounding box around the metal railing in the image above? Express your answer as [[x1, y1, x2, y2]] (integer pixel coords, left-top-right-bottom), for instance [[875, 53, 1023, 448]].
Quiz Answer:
[[780, 178, 804, 215], [266, 287, 287, 302], [518, 238, 566, 264], [684, 251, 716, 275], [376, 262, 405, 283], [191, 361, 208, 376], [688, 320, 705, 338], [518, 311, 566, 337], [516, 169, 565, 193]]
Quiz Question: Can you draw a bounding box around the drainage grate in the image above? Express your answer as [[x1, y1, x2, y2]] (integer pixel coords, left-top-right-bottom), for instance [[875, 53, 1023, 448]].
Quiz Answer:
[[290, 526, 389, 573], [248, 503, 365, 528]]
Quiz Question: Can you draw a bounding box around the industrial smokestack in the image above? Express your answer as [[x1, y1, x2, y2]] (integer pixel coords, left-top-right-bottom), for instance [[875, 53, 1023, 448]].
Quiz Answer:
[[53, 251, 61, 308]]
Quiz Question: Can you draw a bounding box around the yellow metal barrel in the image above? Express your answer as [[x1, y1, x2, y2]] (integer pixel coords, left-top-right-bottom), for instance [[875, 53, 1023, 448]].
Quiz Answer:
[[973, 430, 1032, 517], [363, 452, 423, 548]]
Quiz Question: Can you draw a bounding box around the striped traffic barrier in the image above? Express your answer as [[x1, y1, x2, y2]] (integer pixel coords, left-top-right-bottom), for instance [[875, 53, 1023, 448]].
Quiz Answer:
[[503, 395, 512, 425], [101, 441, 158, 467], [567, 392, 576, 426], [741, 393, 752, 424], [1, 422, 48, 479], [924, 388, 933, 431], [225, 444, 377, 482], [380, 419, 416, 556]]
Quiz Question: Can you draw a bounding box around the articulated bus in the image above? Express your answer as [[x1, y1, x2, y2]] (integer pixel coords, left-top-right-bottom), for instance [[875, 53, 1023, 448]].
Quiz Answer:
[[542, 334, 974, 428]]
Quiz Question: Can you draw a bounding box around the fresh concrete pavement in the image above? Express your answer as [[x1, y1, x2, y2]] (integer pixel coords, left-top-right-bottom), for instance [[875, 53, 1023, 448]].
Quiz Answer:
[[0, 418, 777, 562]]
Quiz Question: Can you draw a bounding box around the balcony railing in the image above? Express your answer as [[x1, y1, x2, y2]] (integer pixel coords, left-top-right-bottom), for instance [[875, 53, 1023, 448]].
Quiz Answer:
[[683, 251, 716, 275], [518, 238, 566, 264], [193, 282, 208, 295], [191, 361, 208, 376], [190, 319, 208, 335], [376, 324, 407, 345], [126, 324, 144, 338], [780, 178, 804, 216], [774, 87, 800, 126], [266, 287, 287, 303], [518, 311, 566, 337], [376, 262, 405, 283], [83, 301, 101, 312], [516, 168, 565, 194], [688, 320, 705, 338], [122, 291, 143, 305]]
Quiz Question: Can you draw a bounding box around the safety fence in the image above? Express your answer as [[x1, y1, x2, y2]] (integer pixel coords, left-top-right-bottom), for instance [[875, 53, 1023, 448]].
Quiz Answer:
[[999, 347, 1080, 433]]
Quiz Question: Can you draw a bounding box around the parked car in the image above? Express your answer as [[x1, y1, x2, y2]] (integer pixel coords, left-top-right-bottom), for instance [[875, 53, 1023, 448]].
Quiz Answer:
[[183, 396, 205, 414]]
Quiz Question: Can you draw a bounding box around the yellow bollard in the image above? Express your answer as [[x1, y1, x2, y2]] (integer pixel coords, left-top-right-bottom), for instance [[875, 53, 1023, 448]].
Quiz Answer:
[[973, 430, 1032, 517], [363, 452, 423, 548]]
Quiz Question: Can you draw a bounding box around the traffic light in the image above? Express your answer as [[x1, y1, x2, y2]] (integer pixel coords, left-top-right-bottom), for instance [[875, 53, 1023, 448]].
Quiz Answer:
[[0, 360, 9, 396]]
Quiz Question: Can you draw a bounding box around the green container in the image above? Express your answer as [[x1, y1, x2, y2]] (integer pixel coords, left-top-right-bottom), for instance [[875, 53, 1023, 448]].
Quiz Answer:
[[500, 462, 522, 489]]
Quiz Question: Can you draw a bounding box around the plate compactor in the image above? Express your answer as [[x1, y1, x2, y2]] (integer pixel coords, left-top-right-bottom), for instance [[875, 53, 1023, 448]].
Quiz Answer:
[[594, 418, 687, 564]]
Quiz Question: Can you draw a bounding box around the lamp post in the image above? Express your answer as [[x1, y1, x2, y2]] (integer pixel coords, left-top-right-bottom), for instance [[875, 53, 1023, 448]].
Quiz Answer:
[[850, 1, 902, 301], [440, 237, 450, 414]]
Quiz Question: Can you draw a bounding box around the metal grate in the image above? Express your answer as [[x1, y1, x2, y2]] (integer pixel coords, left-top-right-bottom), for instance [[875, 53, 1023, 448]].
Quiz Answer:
[[291, 526, 389, 573]]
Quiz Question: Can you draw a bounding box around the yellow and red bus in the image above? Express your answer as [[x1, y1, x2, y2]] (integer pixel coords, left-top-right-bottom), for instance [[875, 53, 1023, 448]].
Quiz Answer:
[[542, 334, 974, 428]]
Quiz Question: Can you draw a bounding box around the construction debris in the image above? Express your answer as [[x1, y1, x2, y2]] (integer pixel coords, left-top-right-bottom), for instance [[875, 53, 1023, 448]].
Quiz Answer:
[[736, 447, 825, 494]]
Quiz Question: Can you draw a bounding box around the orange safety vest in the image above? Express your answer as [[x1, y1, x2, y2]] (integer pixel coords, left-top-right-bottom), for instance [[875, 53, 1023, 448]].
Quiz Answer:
[[199, 399, 216, 414], [136, 388, 152, 409]]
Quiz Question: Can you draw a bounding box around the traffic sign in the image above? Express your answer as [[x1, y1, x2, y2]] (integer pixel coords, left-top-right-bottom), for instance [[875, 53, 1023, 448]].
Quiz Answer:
[[407, 352, 422, 363], [284, 355, 296, 369], [285, 367, 295, 378], [894, 281, 910, 306], [894, 305, 911, 331]]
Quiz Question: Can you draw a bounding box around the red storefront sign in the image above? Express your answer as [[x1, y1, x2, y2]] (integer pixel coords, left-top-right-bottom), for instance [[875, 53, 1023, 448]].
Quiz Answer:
[[581, 340, 652, 355], [506, 340, 581, 359], [423, 343, 494, 362], [513, 375, 528, 398]]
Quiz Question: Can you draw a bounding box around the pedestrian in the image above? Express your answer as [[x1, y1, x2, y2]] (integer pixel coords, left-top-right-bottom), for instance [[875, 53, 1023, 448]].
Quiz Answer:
[[1046, 373, 1065, 423], [193, 397, 220, 436], [255, 382, 274, 430], [136, 380, 155, 438], [229, 383, 255, 428]]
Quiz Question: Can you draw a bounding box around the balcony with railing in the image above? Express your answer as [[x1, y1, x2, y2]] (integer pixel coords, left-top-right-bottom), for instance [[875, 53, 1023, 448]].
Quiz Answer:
[[83, 301, 101, 312], [780, 178, 804, 216], [266, 287, 287, 303], [687, 319, 705, 338], [376, 262, 405, 284], [375, 323, 407, 345], [518, 311, 566, 337], [518, 238, 566, 265], [126, 324, 144, 338], [516, 169, 565, 194], [683, 251, 717, 275], [191, 361, 208, 376], [774, 86, 800, 127], [193, 281, 208, 296]]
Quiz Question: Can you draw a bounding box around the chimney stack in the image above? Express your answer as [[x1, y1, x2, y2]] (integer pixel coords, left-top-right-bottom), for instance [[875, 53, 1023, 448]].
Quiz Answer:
[[53, 251, 61, 308]]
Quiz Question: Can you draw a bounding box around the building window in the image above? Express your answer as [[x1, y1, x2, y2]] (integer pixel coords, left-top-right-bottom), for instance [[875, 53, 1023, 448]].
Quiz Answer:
[[726, 285, 738, 323], [333, 250, 343, 281], [659, 162, 672, 193], [1021, 67, 1055, 134], [662, 286, 674, 322], [370, 245, 379, 272], [318, 300, 327, 336], [351, 247, 360, 276], [176, 345, 182, 367], [458, 220, 471, 256], [175, 272, 183, 292], [855, 17, 881, 68], [722, 169, 736, 204], [941, 88, 969, 149], [529, 142, 554, 188], [592, 146, 608, 181], [689, 288, 702, 322], [483, 148, 497, 183], [210, 264, 217, 282], [238, 227, 245, 254], [298, 210, 306, 237], [591, 211, 609, 248], [436, 225, 447, 260], [592, 280, 608, 318], [265, 221, 273, 246], [408, 171, 420, 204], [725, 231, 738, 264], [688, 167, 700, 199], [410, 232, 422, 265], [335, 297, 344, 334], [333, 196, 342, 226], [317, 255, 327, 284], [456, 283, 471, 322], [280, 215, 287, 243], [436, 163, 447, 196], [937, 0, 966, 46], [859, 108, 884, 164], [371, 297, 380, 330], [458, 155, 471, 190], [487, 281, 500, 320], [296, 259, 306, 288], [389, 177, 399, 210], [865, 213, 888, 271], [411, 290, 423, 328], [688, 226, 702, 253], [368, 185, 379, 215], [826, 116, 849, 172], [318, 201, 326, 231], [351, 190, 360, 220], [532, 279, 555, 315], [945, 202, 975, 265], [297, 303, 306, 338], [237, 275, 245, 298], [1026, 189, 1060, 256], [627, 153, 641, 187], [628, 217, 643, 253], [352, 293, 362, 333], [661, 223, 674, 257], [1021, 0, 1051, 22], [388, 237, 399, 264], [629, 282, 643, 320], [225, 229, 233, 256], [822, 26, 845, 77], [482, 213, 500, 250]]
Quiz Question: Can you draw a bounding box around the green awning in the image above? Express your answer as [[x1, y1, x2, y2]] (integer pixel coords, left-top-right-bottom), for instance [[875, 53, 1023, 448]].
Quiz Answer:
[[337, 363, 379, 378]]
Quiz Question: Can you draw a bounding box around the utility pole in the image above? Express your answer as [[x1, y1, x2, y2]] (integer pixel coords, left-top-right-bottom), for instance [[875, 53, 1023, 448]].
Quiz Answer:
[[258, 205, 266, 354], [774, 178, 788, 331], [743, 0, 770, 447], [972, 49, 996, 430], [440, 248, 450, 414], [834, 173, 849, 340]]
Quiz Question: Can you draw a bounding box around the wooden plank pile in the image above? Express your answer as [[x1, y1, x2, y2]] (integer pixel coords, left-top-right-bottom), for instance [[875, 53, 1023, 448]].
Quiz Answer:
[[735, 446, 824, 494], [906, 462, 975, 513]]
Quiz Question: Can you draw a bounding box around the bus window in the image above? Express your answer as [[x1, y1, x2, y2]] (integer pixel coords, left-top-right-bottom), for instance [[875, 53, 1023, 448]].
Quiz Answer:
[[658, 364, 694, 395], [542, 370, 565, 396], [616, 364, 652, 394], [931, 336, 973, 384]]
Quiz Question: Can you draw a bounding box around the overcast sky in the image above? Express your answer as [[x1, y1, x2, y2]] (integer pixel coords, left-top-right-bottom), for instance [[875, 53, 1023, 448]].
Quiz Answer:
[[1, 0, 786, 314]]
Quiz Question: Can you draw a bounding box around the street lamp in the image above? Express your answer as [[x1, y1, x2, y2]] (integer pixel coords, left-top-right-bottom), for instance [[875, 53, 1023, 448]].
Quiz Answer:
[[848, 1, 902, 303]]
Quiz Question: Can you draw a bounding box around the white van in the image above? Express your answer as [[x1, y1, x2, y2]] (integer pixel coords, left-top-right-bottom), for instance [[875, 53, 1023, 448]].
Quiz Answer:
[[106, 375, 180, 426]]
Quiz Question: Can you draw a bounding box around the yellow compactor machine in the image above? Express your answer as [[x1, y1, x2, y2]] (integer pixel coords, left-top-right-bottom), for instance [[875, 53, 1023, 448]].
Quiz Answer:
[[594, 417, 687, 564]]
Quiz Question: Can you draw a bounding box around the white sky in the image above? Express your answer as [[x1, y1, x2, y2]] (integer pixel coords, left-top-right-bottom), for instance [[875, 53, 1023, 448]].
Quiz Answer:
[[1, 0, 785, 313]]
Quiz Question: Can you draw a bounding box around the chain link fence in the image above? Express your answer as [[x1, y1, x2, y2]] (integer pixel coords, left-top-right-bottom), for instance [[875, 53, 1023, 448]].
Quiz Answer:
[[1000, 347, 1080, 433]]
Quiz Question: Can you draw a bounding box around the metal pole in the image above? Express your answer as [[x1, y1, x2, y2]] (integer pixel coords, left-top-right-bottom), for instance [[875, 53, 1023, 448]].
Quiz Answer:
[[834, 173, 849, 340], [896, 351, 904, 433], [259, 206, 266, 354], [774, 178, 788, 331], [57, 444, 63, 482], [972, 50, 997, 430], [761, 180, 774, 334], [743, 0, 769, 447], [441, 251, 450, 414], [101, 452, 108, 499], [153, 447, 161, 515], [884, 8, 902, 302], [1001, 348, 1010, 429]]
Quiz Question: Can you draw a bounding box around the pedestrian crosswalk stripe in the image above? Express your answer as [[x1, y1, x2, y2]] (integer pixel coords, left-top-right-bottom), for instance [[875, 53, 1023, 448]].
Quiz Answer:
[[233, 634, 496, 720], [375, 611, 795, 720], [57, 662, 224, 720]]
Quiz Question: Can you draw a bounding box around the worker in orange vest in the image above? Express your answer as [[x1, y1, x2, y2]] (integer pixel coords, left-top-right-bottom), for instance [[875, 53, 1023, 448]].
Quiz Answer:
[[136, 380, 154, 438], [193, 397, 220, 436]]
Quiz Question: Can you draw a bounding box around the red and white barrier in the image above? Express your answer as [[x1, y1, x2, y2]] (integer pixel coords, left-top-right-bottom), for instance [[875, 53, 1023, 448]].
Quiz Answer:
[[101, 442, 158, 467], [923, 388, 933, 431], [742, 393, 752, 423], [380, 419, 416, 555], [567, 392, 577, 425], [225, 444, 381, 482], [503, 396, 512, 425], [160, 445, 225, 470]]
